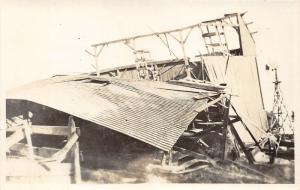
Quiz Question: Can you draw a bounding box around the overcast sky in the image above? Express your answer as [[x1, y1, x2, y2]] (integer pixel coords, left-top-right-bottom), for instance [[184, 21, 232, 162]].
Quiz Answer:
[[1, 0, 300, 113]]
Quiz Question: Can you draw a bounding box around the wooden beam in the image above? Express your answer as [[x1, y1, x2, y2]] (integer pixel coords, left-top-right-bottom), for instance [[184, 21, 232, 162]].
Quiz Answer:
[[68, 116, 81, 183], [31, 125, 70, 136], [194, 94, 225, 113], [179, 31, 191, 78], [229, 124, 254, 164], [23, 120, 34, 160], [173, 146, 217, 167], [222, 97, 230, 160], [91, 19, 238, 47], [168, 79, 225, 92], [44, 133, 79, 163], [73, 140, 81, 183], [230, 104, 262, 151], [168, 149, 173, 166], [6, 128, 24, 149], [194, 121, 223, 125]]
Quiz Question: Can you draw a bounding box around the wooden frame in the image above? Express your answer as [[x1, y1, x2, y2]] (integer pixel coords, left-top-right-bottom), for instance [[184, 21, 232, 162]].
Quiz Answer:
[[6, 115, 82, 183]]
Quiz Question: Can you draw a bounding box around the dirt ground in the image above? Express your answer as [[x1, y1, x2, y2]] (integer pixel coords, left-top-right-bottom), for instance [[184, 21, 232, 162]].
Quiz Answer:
[[80, 152, 294, 184]]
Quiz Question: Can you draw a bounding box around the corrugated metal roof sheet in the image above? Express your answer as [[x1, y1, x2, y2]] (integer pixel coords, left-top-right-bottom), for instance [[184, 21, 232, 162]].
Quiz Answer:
[[7, 75, 217, 151], [203, 56, 268, 141]]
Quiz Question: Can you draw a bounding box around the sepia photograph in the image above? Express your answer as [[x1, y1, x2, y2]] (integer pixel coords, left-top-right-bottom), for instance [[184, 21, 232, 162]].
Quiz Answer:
[[0, 0, 299, 189]]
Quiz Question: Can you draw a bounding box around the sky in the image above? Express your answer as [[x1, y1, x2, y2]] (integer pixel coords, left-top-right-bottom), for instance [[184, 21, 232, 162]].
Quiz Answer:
[[1, 0, 300, 114]]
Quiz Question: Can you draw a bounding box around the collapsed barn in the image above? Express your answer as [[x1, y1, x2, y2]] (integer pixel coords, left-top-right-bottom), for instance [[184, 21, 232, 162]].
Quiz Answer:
[[5, 13, 294, 183]]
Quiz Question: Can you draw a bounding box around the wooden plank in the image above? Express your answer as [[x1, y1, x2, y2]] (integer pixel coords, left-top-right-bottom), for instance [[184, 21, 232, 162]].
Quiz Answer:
[[173, 146, 217, 166], [168, 150, 173, 166], [231, 104, 262, 150], [44, 133, 78, 163], [206, 43, 226, 47], [6, 128, 24, 149], [229, 124, 254, 164], [222, 98, 230, 160], [202, 32, 216, 38], [195, 121, 223, 125], [194, 95, 225, 113], [6, 125, 23, 132], [68, 116, 81, 183], [73, 142, 81, 183], [23, 120, 34, 160], [168, 80, 225, 92], [179, 31, 191, 78], [31, 125, 70, 136]]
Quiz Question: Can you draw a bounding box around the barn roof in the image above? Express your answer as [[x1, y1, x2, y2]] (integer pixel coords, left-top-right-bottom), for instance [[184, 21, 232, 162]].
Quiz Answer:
[[7, 75, 223, 151]]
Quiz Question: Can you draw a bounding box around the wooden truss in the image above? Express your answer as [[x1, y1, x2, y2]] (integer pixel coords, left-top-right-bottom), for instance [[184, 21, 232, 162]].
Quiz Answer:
[[85, 13, 251, 77]]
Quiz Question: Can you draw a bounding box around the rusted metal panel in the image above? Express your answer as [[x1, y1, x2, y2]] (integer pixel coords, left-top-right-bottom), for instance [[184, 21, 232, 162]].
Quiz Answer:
[[7, 75, 214, 151]]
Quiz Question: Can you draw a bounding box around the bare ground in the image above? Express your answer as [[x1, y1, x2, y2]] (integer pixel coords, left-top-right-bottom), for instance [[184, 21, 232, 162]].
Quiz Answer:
[[80, 152, 294, 184]]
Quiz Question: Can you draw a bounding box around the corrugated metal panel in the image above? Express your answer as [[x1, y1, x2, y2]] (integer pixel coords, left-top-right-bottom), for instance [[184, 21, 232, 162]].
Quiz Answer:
[[7, 75, 212, 151], [226, 56, 268, 140], [203, 56, 227, 84], [203, 56, 268, 141]]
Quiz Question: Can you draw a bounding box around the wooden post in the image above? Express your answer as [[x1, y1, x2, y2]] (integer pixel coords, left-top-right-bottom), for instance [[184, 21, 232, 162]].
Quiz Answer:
[[73, 139, 81, 183], [168, 149, 173, 166], [179, 31, 191, 78], [222, 97, 231, 160], [23, 119, 34, 160], [161, 152, 167, 166], [68, 116, 81, 183]]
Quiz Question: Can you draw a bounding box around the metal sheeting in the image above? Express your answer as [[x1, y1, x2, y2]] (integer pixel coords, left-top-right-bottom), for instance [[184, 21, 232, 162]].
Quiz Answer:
[[226, 56, 268, 140], [7, 75, 212, 151], [203, 56, 268, 141], [203, 56, 228, 84]]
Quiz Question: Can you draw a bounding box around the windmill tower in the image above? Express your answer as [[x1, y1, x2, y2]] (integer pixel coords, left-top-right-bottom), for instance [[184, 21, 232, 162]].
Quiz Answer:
[[266, 65, 294, 135]]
